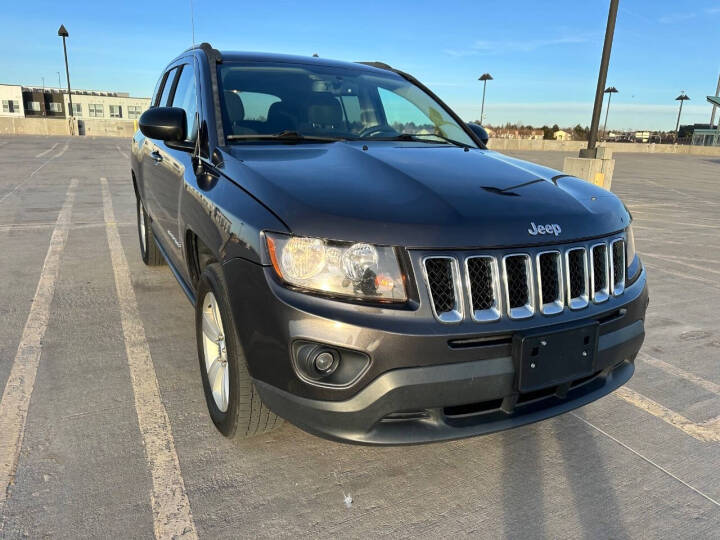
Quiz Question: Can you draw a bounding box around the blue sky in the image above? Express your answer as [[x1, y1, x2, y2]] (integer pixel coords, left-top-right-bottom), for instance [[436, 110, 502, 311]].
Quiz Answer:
[[2, 0, 719, 130]]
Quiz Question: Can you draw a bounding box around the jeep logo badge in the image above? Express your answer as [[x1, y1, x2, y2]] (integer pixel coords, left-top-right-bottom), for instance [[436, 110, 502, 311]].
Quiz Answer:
[[528, 222, 562, 236]]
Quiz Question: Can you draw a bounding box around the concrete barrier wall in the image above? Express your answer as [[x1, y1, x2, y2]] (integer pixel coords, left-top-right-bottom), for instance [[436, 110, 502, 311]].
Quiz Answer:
[[0, 116, 137, 138], [81, 119, 137, 137], [0, 116, 72, 136], [2, 116, 720, 156], [487, 138, 720, 156]]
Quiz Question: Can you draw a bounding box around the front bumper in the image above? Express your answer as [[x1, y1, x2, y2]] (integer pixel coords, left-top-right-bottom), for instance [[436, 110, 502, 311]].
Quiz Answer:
[[224, 257, 648, 445]]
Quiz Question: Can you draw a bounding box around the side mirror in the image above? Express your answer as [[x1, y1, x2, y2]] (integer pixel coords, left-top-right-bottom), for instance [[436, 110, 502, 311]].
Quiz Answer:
[[467, 123, 489, 145], [139, 107, 187, 142]]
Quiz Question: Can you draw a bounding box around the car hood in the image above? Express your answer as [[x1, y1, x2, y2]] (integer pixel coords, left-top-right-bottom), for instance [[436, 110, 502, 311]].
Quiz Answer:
[[223, 142, 630, 248]]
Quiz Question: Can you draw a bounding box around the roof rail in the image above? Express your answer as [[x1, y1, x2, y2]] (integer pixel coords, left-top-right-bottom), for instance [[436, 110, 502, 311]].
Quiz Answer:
[[182, 42, 222, 62], [356, 61, 394, 71]]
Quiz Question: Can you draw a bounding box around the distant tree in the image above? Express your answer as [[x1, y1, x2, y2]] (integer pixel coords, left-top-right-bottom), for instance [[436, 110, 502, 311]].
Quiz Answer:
[[552, 124, 560, 132], [573, 124, 590, 141], [542, 125, 554, 140]]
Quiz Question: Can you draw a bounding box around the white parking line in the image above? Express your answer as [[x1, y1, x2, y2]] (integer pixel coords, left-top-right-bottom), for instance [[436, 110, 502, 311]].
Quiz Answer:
[[643, 261, 720, 290], [101, 178, 197, 539], [638, 352, 720, 396], [0, 221, 134, 232], [571, 413, 720, 507], [34, 142, 58, 158], [116, 145, 129, 160], [0, 179, 78, 509], [614, 386, 720, 443], [54, 143, 69, 158]]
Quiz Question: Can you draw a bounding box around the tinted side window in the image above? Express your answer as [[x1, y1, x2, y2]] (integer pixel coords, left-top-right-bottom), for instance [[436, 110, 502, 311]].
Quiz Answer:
[[170, 64, 199, 141], [158, 67, 179, 107], [151, 71, 167, 107]]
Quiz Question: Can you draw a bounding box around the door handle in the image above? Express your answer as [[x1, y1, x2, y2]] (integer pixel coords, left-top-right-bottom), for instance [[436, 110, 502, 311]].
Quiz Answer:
[[150, 150, 163, 163]]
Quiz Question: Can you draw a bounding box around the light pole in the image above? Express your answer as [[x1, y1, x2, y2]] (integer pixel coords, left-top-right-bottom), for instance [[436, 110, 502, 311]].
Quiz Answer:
[[582, 0, 619, 157], [674, 92, 690, 142], [602, 86, 618, 140], [478, 73, 493, 125], [57, 24, 73, 118]]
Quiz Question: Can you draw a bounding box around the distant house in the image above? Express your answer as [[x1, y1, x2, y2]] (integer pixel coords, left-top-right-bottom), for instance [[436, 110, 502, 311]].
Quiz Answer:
[[553, 129, 570, 141]]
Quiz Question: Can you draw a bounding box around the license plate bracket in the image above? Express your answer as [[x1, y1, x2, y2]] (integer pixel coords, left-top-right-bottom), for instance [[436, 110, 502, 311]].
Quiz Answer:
[[512, 322, 599, 393]]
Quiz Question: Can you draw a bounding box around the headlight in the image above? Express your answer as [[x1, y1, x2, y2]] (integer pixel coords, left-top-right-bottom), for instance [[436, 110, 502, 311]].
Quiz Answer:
[[265, 233, 407, 302], [626, 225, 636, 266]]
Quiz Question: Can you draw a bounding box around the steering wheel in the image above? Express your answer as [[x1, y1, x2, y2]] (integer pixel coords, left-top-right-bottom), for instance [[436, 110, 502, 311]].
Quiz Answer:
[[358, 125, 395, 138]]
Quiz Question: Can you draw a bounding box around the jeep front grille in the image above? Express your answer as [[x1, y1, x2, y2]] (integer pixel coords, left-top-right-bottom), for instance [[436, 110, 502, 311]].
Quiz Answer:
[[424, 257, 463, 323], [611, 239, 625, 295], [421, 235, 626, 324], [503, 254, 534, 319], [590, 243, 609, 302], [537, 251, 563, 314], [566, 247, 589, 309], [465, 256, 501, 321]]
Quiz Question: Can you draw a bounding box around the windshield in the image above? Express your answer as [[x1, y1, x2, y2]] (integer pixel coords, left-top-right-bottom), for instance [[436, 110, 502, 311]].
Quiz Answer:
[[217, 61, 477, 147]]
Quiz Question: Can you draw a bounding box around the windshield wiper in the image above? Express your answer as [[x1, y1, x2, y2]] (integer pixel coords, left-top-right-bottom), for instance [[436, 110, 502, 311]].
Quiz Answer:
[[226, 130, 346, 143], [396, 132, 470, 148], [367, 132, 470, 148]]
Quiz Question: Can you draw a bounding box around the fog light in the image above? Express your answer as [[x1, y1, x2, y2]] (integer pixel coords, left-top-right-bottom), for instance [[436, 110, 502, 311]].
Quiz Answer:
[[314, 351, 336, 373], [292, 340, 370, 387]]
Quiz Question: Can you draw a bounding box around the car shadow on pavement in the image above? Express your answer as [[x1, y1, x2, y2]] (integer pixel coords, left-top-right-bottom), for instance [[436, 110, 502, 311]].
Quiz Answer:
[[553, 415, 628, 537]]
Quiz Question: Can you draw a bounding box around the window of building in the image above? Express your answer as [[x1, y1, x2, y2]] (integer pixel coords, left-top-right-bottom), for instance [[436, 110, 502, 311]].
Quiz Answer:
[[26, 101, 41, 112], [2, 100, 20, 113], [88, 104, 104, 117], [109, 105, 122, 118], [169, 64, 198, 140], [71, 103, 82, 116], [48, 102, 62, 113], [127, 105, 142, 119]]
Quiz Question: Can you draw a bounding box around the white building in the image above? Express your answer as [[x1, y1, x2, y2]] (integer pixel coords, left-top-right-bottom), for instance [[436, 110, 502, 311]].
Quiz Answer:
[[61, 90, 150, 120], [0, 83, 150, 120], [0, 84, 24, 117]]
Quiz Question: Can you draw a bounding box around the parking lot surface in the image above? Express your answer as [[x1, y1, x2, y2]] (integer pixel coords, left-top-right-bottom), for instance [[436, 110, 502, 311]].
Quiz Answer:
[[0, 135, 718, 538]]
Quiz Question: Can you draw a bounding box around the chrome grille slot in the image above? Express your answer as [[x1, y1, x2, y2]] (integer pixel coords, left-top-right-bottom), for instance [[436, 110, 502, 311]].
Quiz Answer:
[[424, 257, 463, 323], [465, 256, 501, 322], [565, 248, 589, 309], [611, 239, 625, 295], [536, 251, 563, 315], [503, 254, 534, 319], [590, 243, 609, 302]]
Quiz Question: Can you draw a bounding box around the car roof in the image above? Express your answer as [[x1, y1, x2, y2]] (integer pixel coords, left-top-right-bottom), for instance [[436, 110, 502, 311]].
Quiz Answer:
[[179, 46, 393, 75], [221, 51, 386, 71]]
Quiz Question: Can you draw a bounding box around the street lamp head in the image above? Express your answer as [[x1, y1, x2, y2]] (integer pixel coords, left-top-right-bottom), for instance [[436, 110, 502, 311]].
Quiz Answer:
[[675, 93, 690, 101], [604, 86, 618, 93], [478, 73, 493, 81], [57, 24, 69, 37]]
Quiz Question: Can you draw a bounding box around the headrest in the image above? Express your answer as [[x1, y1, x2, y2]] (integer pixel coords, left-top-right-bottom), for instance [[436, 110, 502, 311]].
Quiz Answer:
[[307, 94, 343, 128], [224, 91, 244, 121]]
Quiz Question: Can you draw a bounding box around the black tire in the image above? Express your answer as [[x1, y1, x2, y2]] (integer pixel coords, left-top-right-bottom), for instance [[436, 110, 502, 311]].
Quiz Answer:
[[136, 195, 164, 266], [195, 263, 282, 438]]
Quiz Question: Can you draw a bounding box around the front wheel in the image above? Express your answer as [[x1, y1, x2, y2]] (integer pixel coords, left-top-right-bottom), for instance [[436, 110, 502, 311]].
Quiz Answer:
[[195, 263, 282, 438], [136, 195, 164, 266]]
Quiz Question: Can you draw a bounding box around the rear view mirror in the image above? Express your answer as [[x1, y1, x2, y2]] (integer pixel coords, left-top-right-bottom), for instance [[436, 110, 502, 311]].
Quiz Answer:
[[467, 123, 489, 145], [139, 107, 187, 142]]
